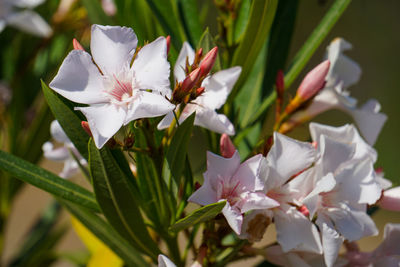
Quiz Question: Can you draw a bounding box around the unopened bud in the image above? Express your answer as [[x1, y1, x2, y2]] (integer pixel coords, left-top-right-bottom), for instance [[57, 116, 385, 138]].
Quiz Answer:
[[199, 46, 218, 76], [275, 70, 285, 96], [73, 38, 85, 51], [194, 48, 203, 66], [195, 87, 205, 97], [379, 186, 400, 212], [166, 35, 170, 55], [298, 205, 310, 217], [297, 60, 330, 100], [81, 121, 92, 136], [220, 134, 236, 158], [181, 68, 201, 92]]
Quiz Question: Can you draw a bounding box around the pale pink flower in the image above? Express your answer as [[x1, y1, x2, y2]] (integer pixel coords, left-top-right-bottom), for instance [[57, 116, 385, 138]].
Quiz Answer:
[[188, 150, 279, 234], [379, 187, 400, 212], [0, 0, 52, 37], [42, 120, 86, 178], [50, 25, 174, 148], [157, 42, 241, 135]]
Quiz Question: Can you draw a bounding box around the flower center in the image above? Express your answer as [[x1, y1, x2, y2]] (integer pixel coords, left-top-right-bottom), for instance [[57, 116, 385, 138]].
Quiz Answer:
[[107, 74, 133, 102], [219, 180, 242, 206]]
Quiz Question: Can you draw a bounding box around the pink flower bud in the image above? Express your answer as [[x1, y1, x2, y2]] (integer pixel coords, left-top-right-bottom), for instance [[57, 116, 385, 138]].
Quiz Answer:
[[195, 87, 205, 97], [81, 121, 92, 136], [220, 134, 236, 158], [297, 60, 330, 100], [166, 35, 170, 55], [73, 38, 85, 51], [181, 68, 201, 93], [379, 186, 400, 211], [199, 46, 218, 76], [298, 205, 310, 217]]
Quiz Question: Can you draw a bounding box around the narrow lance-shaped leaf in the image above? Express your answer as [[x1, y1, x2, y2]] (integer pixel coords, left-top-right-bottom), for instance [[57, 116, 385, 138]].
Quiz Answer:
[[61, 200, 148, 266], [0, 150, 100, 212], [88, 140, 160, 260], [169, 201, 227, 233], [228, 0, 278, 103], [178, 0, 203, 45], [42, 81, 89, 160], [167, 113, 195, 185], [81, 0, 114, 25]]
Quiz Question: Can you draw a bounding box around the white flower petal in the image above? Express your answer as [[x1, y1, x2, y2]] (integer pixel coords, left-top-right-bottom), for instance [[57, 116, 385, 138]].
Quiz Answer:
[[204, 151, 241, 186], [274, 205, 323, 254], [233, 154, 266, 191], [59, 158, 79, 179], [374, 223, 400, 257], [90, 25, 137, 75], [124, 91, 174, 123], [50, 50, 107, 104], [265, 132, 316, 190], [303, 173, 336, 218], [132, 37, 170, 94], [317, 219, 344, 267], [196, 66, 241, 110], [187, 175, 217, 206], [222, 203, 243, 234], [158, 254, 176, 267], [42, 143, 70, 161], [335, 159, 382, 205], [13, 0, 45, 8], [379, 187, 400, 212], [195, 108, 235, 135], [174, 42, 195, 82], [240, 192, 279, 213], [325, 38, 361, 89], [318, 135, 355, 175], [157, 110, 175, 130], [346, 99, 387, 146], [76, 104, 126, 148], [50, 120, 71, 143], [7, 10, 52, 37]]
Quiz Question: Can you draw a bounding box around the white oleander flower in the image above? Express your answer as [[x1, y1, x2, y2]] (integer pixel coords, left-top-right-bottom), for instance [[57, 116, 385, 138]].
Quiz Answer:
[[50, 25, 175, 148]]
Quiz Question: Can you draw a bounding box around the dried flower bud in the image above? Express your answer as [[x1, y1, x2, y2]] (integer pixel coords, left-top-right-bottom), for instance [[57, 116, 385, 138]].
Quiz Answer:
[[181, 68, 201, 93], [220, 134, 236, 158], [73, 38, 85, 51], [81, 121, 92, 136], [199, 46, 218, 76], [297, 60, 330, 100]]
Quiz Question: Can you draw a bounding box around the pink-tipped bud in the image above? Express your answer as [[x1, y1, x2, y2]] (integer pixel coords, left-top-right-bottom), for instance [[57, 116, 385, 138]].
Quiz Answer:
[[298, 205, 310, 217], [275, 70, 285, 95], [379, 186, 400, 212], [197, 48, 203, 59], [181, 68, 201, 92], [195, 87, 205, 97], [73, 38, 85, 51], [220, 134, 236, 158], [199, 46, 218, 76], [81, 121, 92, 136], [166, 35, 171, 55], [297, 60, 330, 100]]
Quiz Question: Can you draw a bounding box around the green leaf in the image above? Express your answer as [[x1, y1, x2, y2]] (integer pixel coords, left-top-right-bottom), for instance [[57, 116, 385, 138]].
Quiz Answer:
[[169, 201, 226, 233], [61, 200, 148, 266], [284, 0, 351, 88], [197, 29, 221, 71], [144, 0, 186, 50], [233, 0, 251, 43], [228, 0, 278, 103], [42, 80, 89, 159], [0, 150, 100, 212], [167, 113, 195, 185], [246, 0, 351, 127], [88, 140, 160, 260], [178, 0, 203, 45], [261, 0, 299, 98], [81, 0, 114, 25]]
